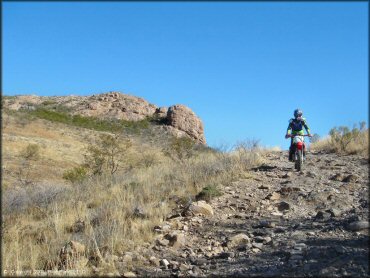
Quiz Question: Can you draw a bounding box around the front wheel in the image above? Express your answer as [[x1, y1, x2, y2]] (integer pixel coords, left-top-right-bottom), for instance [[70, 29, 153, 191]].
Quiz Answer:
[[294, 152, 298, 170], [296, 149, 303, 171]]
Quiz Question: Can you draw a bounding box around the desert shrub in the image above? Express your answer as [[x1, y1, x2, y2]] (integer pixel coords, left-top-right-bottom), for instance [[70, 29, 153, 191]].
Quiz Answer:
[[136, 150, 163, 168], [29, 108, 152, 133], [30, 108, 71, 124], [196, 184, 223, 201], [17, 144, 41, 186], [27, 184, 68, 208], [41, 100, 57, 106], [232, 139, 262, 171], [163, 136, 196, 161], [83, 134, 132, 175], [121, 117, 152, 133], [3, 183, 68, 214], [2, 187, 30, 213], [235, 138, 261, 151], [62, 166, 88, 184], [20, 144, 41, 160], [329, 126, 356, 152], [311, 122, 368, 156], [146, 114, 168, 125], [329, 122, 368, 154]]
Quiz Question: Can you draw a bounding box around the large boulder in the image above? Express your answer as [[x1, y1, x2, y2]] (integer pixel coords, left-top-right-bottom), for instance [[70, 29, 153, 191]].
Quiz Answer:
[[167, 104, 206, 144]]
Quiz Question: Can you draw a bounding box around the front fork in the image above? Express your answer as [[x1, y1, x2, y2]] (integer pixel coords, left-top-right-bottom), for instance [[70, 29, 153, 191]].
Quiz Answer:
[[293, 144, 305, 161]]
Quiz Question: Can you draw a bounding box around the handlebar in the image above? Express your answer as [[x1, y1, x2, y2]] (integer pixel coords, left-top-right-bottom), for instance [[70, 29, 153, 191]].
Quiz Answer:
[[285, 134, 311, 138]]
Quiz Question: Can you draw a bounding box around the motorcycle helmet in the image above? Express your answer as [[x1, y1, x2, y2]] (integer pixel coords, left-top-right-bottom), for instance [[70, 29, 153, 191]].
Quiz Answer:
[[294, 109, 303, 119]]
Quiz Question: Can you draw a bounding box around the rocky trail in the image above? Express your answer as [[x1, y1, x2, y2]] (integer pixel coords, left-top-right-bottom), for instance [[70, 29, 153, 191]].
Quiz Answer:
[[133, 151, 369, 277]]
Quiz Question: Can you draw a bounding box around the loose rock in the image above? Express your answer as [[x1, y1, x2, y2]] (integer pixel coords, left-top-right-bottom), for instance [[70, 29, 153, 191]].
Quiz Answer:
[[348, 221, 369, 231], [188, 201, 214, 216], [227, 234, 250, 249], [277, 201, 290, 211]]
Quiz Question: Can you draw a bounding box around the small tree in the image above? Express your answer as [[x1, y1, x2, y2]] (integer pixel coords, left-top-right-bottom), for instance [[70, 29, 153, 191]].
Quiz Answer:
[[163, 136, 195, 162], [17, 143, 41, 186], [329, 123, 364, 153], [329, 126, 351, 152], [83, 133, 131, 175]]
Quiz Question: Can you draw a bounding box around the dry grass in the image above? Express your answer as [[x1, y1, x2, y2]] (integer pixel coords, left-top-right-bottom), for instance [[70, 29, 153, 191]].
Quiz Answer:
[[2, 112, 114, 188], [311, 129, 368, 157], [2, 109, 263, 274]]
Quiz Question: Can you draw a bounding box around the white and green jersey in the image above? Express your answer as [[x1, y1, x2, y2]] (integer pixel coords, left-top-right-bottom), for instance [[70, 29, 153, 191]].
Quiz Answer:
[[287, 117, 310, 135]]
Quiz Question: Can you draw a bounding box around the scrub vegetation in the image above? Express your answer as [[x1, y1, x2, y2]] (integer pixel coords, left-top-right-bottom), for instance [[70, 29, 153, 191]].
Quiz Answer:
[[2, 108, 262, 274], [310, 122, 368, 157]]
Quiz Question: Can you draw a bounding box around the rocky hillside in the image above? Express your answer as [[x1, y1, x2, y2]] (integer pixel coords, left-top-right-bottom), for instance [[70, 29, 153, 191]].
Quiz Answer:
[[2, 92, 369, 277], [2, 92, 206, 144]]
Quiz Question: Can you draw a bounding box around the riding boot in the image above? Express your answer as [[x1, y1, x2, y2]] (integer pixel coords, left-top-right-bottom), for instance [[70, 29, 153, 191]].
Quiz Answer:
[[288, 147, 293, 161]]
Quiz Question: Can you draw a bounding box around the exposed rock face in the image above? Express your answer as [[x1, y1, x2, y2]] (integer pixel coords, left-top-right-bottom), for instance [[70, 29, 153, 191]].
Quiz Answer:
[[167, 105, 206, 144], [78, 92, 157, 121], [3, 92, 206, 144]]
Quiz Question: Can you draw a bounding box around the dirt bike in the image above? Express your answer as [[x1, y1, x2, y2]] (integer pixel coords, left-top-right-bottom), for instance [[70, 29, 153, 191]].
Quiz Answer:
[[286, 134, 310, 171]]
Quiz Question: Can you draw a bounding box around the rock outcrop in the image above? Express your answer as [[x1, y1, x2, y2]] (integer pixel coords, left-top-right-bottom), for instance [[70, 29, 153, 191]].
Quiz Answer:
[[167, 105, 206, 145], [3, 92, 206, 144], [78, 92, 157, 121]]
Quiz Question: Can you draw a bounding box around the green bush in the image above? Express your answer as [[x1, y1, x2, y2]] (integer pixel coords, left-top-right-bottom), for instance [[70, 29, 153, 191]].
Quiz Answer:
[[29, 108, 152, 133], [62, 166, 88, 184], [41, 100, 57, 106], [196, 184, 223, 201], [146, 114, 168, 125]]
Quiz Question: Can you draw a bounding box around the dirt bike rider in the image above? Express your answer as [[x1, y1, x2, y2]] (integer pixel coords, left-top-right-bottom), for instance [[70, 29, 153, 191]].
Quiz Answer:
[[285, 109, 312, 161]]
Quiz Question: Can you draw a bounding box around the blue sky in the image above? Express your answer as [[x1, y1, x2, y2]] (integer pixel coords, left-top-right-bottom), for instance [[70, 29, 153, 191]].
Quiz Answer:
[[3, 2, 368, 149]]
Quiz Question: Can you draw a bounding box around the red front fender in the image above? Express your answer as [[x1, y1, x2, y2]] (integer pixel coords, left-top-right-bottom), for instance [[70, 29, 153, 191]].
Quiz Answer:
[[297, 142, 304, 150]]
